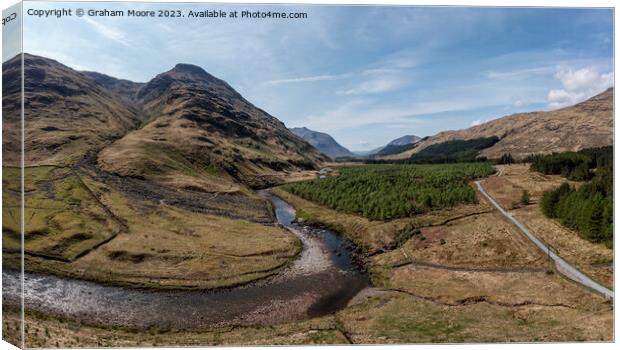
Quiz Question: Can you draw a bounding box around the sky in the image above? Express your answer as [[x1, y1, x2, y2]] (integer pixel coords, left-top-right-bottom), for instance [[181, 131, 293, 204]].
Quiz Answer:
[[10, 2, 615, 151]]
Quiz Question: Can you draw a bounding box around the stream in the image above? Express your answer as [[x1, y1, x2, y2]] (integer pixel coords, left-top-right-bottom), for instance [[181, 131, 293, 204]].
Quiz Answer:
[[2, 190, 370, 329]]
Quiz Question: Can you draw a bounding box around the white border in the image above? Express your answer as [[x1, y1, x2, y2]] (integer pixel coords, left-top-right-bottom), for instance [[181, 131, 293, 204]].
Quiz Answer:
[[0, 1, 617, 350]]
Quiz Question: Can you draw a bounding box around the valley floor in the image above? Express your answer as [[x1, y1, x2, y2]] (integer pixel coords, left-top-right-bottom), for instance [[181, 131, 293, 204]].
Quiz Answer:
[[2, 165, 302, 290], [482, 164, 613, 288], [3, 164, 613, 346]]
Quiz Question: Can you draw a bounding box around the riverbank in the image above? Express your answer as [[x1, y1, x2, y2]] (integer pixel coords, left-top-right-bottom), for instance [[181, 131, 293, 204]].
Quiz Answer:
[[6, 276, 612, 347], [2, 166, 304, 290], [2, 189, 369, 334]]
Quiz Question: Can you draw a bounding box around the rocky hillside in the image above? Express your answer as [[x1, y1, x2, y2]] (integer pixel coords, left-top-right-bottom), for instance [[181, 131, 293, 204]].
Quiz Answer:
[[384, 88, 613, 160], [290, 127, 354, 159], [97, 63, 327, 191], [3, 53, 325, 193], [2, 53, 144, 166], [81, 71, 144, 102]]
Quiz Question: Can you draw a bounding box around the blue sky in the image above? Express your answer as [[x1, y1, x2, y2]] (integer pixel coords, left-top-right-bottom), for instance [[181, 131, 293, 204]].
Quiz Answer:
[[16, 2, 614, 151]]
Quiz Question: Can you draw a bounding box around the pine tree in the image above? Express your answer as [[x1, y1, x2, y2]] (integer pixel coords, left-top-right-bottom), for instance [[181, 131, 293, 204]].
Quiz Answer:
[[520, 190, 530, 205], [568, 162, 590, 181], [541, 190, 560, 217]]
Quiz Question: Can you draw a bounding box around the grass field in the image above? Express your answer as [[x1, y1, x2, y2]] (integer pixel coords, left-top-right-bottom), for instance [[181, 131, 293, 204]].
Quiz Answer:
[[2, 166, 301, 289], [482, 164, 613, 288], [372, 211, 549, 271], [3, 166, 124, 261]]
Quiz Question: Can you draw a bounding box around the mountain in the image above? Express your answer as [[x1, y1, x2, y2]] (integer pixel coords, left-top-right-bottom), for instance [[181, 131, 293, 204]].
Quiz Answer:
[[373, 134, 422, 156], [289, 127, 354, 159], [3, 53, 326, 193], [383, 88, 614, 160], [354, 134, 421, 157], [2, 53, 144, 166], [386, 134, 422, 146], [97, 63, 327, 191], [81, 71, 144, 102]]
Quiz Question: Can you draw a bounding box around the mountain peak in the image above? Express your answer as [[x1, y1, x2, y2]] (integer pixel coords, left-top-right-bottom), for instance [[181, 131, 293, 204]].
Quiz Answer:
[[290, 127, 310, 133], [387, 134, 421, 146], [136, 62, 232, 105], [290, 127, 353, 159], [171, 63, 210, 77]]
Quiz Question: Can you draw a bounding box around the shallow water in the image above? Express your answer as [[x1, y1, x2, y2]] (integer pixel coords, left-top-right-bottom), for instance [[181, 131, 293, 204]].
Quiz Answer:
[[2, 190, 369, 329]]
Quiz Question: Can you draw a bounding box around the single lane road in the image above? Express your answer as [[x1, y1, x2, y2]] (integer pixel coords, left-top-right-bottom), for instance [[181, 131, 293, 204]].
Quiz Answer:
[[475, 180, 613, 300]]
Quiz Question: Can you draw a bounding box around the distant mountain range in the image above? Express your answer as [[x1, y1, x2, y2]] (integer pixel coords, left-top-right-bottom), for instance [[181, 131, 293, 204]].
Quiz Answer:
[[289, 127, 354, 159], [289, 129, 423, 159], [381, 88, 613, 160]]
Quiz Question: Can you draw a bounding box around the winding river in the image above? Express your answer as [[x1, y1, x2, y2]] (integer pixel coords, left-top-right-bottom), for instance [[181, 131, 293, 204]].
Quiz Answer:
[[2, 190, 370, 329]]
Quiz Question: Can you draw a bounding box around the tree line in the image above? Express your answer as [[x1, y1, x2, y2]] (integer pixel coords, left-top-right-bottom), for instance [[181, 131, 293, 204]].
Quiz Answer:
[[365, 136, 500, 165], [284, 163, 495, 221], [528, 146, 612, 181], [537, 146, 612, 248]]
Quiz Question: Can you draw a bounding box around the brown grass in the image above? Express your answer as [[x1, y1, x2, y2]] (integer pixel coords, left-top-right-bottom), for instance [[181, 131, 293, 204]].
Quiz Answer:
[[387, 264, 609, 309], [336, 292, 612, 344], [372, 211, 549, 271], [5, 167, 301, 289], [483, 164, 580, 209], [482, 164, 613, 288], [3, 309, 348, 348], [513, 205, 613, 288]]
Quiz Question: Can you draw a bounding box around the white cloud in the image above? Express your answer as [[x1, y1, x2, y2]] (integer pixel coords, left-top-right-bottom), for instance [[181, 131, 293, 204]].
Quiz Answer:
[[487, 66, 554, 80], [547, 66, 613, 109], [302, 97, 490, 132], [264, 73, 349, 86], [512, 97, 528, 108], [83, 18, 130, 47], [338, 76, 408, 95]]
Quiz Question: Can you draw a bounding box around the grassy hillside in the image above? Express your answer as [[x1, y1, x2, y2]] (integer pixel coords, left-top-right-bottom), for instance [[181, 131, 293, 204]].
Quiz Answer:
[[2, 54, 319, 290], [369, 137, 499, 164], [2, 54, 144, 166], [383, 88, 613, 160]]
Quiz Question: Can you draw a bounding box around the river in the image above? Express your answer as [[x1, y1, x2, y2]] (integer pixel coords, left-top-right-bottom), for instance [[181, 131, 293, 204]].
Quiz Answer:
[[2, 190, 369, 329]]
